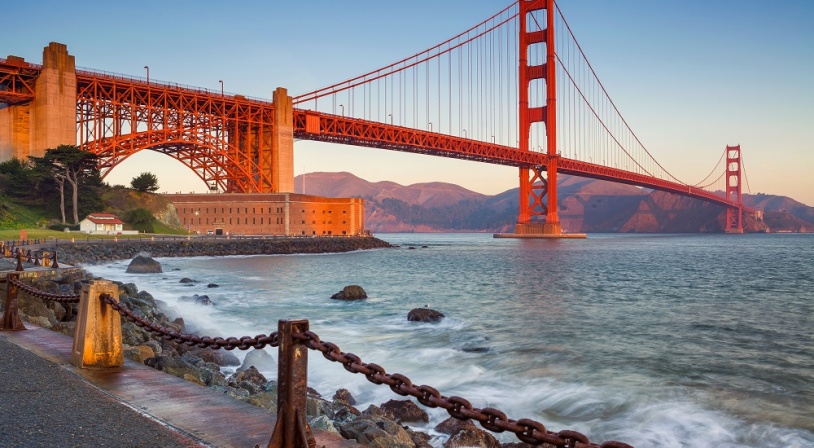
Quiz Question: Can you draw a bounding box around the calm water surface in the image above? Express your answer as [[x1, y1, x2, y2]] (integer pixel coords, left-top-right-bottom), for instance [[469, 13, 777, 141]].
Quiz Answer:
[[86, 233, 814, 447]]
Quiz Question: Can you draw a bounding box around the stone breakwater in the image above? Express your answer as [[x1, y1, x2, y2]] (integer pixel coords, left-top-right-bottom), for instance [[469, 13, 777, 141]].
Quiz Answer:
[[55, 236, 393, 265]]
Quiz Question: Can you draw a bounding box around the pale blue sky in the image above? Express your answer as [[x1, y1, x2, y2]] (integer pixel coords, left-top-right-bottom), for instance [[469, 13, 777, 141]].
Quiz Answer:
[[3, 1, 813, 205]]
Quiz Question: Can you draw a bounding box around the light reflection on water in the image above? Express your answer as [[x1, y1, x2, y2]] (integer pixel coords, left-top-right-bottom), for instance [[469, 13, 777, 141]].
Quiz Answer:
[[86, 233, 814, 447]]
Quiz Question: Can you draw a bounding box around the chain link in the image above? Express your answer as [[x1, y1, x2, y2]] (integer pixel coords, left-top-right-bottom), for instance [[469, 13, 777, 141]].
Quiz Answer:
[[295, 330, 633, 448], [10, 277, 80, 303], [100, 293, 278, 350]]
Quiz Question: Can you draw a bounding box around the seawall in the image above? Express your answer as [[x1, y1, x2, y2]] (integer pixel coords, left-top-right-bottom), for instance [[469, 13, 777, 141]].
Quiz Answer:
[[53, 236, 393, 265]]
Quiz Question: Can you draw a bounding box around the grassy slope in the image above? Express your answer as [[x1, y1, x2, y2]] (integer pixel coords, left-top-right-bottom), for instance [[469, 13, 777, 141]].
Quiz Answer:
[[0, 187, 187, 237]]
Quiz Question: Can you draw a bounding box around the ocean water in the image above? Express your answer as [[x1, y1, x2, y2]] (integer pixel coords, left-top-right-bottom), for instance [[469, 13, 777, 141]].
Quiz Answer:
[[85, 233, 814, 448]]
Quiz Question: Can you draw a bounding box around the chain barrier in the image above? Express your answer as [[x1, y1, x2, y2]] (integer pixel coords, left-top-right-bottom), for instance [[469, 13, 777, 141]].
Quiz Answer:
[[9, 278, 634, 447], [296, 330, 633, 448], [99, 293, 279, 351], [9, 277, 80, 304]]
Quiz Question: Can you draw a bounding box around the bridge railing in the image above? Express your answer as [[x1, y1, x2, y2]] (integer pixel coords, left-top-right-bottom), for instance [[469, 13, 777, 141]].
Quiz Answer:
[[75, 66, 272, 104], [1, 276, 634, 448]]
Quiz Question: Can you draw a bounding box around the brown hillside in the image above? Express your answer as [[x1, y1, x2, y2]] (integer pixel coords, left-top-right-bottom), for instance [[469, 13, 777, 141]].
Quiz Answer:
[[293, 172, 808, 233], [295, 172, 485, 208]]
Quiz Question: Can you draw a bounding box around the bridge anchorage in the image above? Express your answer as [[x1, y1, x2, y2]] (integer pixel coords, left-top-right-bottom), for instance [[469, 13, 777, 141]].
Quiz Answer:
[[1, 0, 753, 236]]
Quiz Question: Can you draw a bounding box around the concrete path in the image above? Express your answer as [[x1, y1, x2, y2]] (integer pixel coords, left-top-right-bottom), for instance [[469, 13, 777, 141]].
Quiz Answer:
[[0, 324, 357, 448]]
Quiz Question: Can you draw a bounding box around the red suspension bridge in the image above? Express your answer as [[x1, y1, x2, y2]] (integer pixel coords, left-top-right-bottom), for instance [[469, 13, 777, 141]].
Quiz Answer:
[[0, 0, 751, 235]]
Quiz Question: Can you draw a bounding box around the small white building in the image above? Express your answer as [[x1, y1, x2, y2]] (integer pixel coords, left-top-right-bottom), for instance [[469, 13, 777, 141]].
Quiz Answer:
[[79, 213, 125, 234]]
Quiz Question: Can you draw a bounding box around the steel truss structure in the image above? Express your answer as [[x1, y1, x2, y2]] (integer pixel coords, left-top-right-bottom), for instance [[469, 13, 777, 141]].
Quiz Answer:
[[76, 71, 276, 193], [0, 58, 38, 105]]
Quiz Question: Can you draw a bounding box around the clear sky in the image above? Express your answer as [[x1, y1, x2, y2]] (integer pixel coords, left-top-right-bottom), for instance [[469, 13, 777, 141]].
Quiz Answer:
[[3, 1, 813, 205]]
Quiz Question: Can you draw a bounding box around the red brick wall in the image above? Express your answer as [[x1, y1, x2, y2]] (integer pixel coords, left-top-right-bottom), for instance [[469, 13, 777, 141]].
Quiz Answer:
[[167, 193, 365, 236]]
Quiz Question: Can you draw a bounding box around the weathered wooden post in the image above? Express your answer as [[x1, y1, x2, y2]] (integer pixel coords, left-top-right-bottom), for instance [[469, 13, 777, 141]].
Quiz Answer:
[[1, 273, 26, 331], [268, 319, 315, 448], [70, 280, 123, 368], [15, 251, 23, 272]]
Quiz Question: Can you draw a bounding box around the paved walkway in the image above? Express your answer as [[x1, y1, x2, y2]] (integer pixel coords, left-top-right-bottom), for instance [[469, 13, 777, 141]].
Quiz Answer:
[[0, 324, 356, 448]]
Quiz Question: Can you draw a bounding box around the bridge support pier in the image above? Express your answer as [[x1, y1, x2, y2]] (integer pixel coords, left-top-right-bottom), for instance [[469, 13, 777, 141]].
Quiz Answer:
[[0, 43, 76, 162]]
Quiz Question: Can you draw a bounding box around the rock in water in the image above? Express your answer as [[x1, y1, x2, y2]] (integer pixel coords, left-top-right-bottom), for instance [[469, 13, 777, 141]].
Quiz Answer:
[[125, 253, 162, 274], [407, 308, 445, 322], [380, 399, 429, 423], [178, 294, 215, 306], [331, 285, 368, 300], [238, 348, 276, 372]]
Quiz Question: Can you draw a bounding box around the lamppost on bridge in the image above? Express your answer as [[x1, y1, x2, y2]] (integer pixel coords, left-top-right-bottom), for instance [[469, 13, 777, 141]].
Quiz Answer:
[[144, 66, 149, 84], [218, 80, 224, 97], [388, 113, 392, 125], [340, 104, 344, 116], [462, 129, 467, 138], [428, 122, 433, 132]]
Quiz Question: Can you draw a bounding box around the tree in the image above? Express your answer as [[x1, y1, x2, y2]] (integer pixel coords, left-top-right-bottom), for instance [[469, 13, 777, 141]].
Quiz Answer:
[[124, 208, 155, 233], [130, 172, 160, 193], [29, 145, 99, 225]]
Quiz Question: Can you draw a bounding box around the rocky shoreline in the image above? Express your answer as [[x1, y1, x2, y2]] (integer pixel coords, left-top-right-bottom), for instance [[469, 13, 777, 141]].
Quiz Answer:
[[54, 236, 394, 266], [3, 238, 532, 447]]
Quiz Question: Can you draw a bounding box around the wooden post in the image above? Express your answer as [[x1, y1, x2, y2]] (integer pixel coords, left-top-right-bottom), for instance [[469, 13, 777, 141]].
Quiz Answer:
[[70, 280, 123, 368], [1, 273, 26, 331], [268, 319, 315, 448]]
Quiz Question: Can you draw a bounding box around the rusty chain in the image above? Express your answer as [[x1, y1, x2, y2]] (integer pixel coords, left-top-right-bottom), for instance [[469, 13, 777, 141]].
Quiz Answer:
[[9, 277, 80, 303], [7, 279, 633, 446], [295, 330, 633, 448], [99, 293, 279, 351]]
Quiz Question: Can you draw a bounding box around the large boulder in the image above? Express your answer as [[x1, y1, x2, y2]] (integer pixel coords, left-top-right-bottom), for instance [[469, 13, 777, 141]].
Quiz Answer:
[[331, 285, 367, 300], [337, 405, 414, 448], [333, 388, 357, 405], [238, 348, 276, 372], [380, 399, 429, 423], [408, 307, 445, 322], [125, 253, 162, 274], [435, 417, 500, 448]]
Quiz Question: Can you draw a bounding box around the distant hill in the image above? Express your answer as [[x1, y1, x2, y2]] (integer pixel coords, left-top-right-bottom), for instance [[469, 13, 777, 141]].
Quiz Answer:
[[294, 172, 813, 233]]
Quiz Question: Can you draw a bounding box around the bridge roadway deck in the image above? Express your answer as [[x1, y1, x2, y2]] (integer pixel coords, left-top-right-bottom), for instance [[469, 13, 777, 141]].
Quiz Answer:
[[0, 322, 358, 447]]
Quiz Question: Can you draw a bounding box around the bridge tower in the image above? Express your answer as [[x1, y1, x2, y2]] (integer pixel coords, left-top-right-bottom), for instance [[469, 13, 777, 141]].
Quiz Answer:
[[516, 0, 562, 236], [0, 43, 76, 160], [725, 144, 744, 233]]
